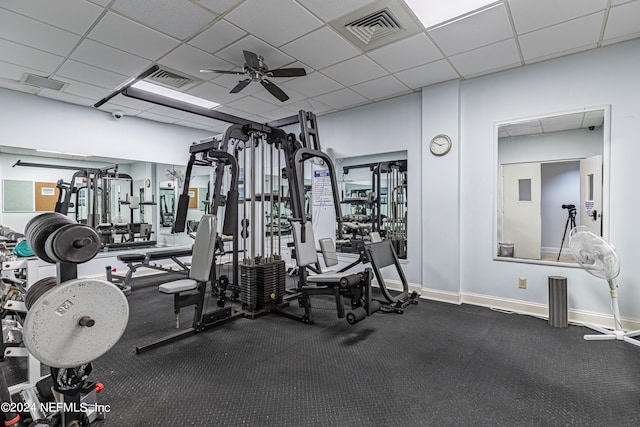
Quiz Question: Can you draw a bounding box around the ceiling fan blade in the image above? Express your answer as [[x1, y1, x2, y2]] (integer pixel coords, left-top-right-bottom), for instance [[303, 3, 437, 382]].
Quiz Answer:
[[261, 79, 289, 102], [243, 50, 261, 70], [200, 69, 243, 75], [230, 79, 251, 94], [268, 68, 307, 78]]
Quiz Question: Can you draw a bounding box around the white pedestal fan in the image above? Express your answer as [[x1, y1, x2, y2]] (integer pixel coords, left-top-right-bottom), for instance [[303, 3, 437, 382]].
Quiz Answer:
[[569, 226, 640, 347]]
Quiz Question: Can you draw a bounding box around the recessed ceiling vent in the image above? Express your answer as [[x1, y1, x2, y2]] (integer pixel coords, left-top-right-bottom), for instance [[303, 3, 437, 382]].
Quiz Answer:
[[145, 66, 201, 90], [20, 73, 67, 91], [330, 0, 421, 51], [345, 9, 402, 45]]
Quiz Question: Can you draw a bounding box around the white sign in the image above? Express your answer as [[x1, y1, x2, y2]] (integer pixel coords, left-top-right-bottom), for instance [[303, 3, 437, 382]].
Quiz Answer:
[[312, 170, 332, 207], [41, 187, 55, 196]]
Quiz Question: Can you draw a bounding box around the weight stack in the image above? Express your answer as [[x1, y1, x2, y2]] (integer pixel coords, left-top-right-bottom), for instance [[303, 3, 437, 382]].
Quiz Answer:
[[240, 258, 286, 311], [548, 276, 568, 328]]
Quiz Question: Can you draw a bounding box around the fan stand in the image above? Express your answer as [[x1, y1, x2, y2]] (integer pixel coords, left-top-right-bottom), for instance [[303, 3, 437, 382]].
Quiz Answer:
[[583, 279, 640, 347]]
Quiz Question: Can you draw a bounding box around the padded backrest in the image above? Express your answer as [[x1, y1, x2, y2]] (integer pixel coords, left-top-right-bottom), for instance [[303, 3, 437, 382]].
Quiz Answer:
[[366, 240, 396, 269], [369, 231, 382, 243], [291, 221, 318, 268], [189, 214, 217, 282], [319, 238, 338, 268]]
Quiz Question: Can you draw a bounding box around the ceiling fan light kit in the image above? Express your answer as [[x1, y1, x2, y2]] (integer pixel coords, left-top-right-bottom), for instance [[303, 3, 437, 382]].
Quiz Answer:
[[200, 50, 306, 102]]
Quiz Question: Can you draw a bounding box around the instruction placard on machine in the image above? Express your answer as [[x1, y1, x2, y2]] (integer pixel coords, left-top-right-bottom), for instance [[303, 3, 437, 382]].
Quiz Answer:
[[313, 170, 332, 207]]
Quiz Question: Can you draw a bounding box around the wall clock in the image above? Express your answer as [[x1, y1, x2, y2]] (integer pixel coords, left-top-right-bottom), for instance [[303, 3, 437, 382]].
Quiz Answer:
[[429, 134, 452, 156]]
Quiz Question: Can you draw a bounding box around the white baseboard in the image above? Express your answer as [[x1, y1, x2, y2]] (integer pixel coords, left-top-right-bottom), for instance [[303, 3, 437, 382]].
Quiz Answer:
[[418, 287, 640, 331]]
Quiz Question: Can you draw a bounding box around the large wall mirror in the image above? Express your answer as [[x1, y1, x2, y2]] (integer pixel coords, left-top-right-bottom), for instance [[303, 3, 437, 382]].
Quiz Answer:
[[495, 106, 610, 263], [334, 151, 408, 259]]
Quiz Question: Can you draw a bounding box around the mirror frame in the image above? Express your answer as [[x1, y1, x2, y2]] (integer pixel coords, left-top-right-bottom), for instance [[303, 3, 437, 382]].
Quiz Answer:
[[492, 105, 611, 266]]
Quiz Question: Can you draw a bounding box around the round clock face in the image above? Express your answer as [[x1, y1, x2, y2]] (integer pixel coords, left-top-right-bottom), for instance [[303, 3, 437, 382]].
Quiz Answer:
[[430, 134, 452, 156]]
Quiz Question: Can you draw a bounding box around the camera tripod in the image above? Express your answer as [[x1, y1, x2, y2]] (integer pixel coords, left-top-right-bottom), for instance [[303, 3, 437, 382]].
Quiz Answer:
[[558, 206, 577, 261]]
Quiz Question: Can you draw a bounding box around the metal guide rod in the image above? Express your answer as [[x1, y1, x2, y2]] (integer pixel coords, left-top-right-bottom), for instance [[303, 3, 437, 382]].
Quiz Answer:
[[250, 133, 256, 260], [277, 146, 282, 251], [270, 142, 274, 256], [243, 140, 248, 263], [261, 134, 266, 259]]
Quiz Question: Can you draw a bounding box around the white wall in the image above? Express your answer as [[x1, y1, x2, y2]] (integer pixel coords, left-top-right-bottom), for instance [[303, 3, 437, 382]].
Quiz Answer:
[[0, 88, 211, 164], [459, 38, 640, 319], [317, 93, 422, 283], [541, 161, 579, 251]]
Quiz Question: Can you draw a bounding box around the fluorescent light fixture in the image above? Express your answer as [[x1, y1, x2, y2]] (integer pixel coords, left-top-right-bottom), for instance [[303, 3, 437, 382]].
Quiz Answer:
[[131, 80, 220, 109], [36, 149, 63, 154], [404, 0, 497, 28], [64, 152, 89, 157]]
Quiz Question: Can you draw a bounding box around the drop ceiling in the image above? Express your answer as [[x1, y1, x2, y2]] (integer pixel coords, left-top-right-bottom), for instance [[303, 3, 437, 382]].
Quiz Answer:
[[1, 0, 639, 134]]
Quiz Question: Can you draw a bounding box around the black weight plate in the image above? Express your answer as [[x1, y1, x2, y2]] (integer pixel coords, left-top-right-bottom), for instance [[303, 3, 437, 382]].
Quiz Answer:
[[25, 276, 57, 310], [26, 213, 74, 263], [46, 223, 101, 264]]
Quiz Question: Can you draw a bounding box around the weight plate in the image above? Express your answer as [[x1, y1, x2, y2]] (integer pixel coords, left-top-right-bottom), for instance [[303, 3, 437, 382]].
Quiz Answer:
[[25, 213, 74, 264], [24, 276, 58, 310], [23, 278, 129, 368], [45, 223, 101, 264]]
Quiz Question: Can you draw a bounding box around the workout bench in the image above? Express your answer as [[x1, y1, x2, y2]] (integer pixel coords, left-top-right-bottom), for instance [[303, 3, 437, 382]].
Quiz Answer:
[[291, 221, 378, 324], [106, 247, 192, 294]]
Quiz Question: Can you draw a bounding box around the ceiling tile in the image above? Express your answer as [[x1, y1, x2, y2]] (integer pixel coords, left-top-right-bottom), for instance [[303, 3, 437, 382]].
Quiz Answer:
[[54, 77, 113, 100], [187, 81, 248, 105], [255, 107, 298, 121], [227, 96, 280, 114], [281, 72, 343, 97], [70, 39, 151, 77], [87, 11, 180, 60], [108, 95, 158, 111], [285, 98, 335, 115], [38, 88, 96, 106], [215, 105, 252, 118], [519, 12, 604, 63], [428, 4, 513, 56], [583, 110, 604, 127], [1, 0, 104, 35], [448, 38, 520, 77], [252, 84, 306, 105], [0, 10, 81, 56], [158, 44, 234, 80], [195, 0, 247, 15], [367, 33, 442, 73], [297, 0, 377, 22], [610, 0, 636, 4], [540, 112, 584, 132], [280, 27, 360, 69], [320, 55, 387, 86], [0, 39, 64, 74], [602, 1, 640, 44], [315, 88, 368, 109], [350, 75, 411, 101], [394, 60, 459, 89], [112, 0, 216, 41], [226, 0, 322, 48], [188, 20, 247, 55], [216, 36, 296, 69], [54, 59, 128, 90], [509, 0, 607, 34], [0, 60, 45, 81], [503, 120, 543, 136]]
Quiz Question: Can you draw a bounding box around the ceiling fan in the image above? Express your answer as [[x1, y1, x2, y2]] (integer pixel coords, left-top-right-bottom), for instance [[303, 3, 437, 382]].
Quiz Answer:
[[200, 50, 306, 102]]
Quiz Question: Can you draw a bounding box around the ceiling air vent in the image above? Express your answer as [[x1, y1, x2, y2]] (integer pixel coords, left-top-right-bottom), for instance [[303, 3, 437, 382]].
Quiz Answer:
[[20, 73, 67, 91], [145, 67, 201, 90], [345, 9, 402, 46], [330, 0, 421, 51]]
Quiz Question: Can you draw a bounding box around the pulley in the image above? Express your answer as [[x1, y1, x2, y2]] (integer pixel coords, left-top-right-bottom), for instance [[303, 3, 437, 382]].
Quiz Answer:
[[23, 278, 129, 368]]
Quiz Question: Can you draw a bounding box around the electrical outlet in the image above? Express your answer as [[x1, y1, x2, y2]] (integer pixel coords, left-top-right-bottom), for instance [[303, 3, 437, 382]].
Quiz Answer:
[[518, 277, 527, 289]]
